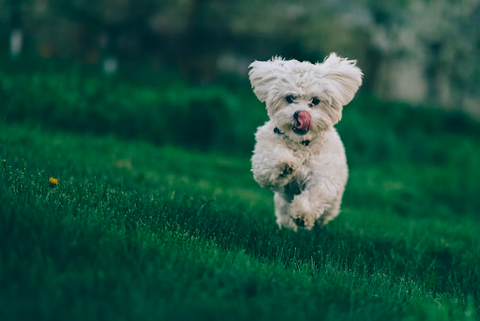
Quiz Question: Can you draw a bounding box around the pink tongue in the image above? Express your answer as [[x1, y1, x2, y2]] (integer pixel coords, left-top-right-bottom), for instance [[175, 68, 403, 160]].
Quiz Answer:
[[296, 110, 311, 130]]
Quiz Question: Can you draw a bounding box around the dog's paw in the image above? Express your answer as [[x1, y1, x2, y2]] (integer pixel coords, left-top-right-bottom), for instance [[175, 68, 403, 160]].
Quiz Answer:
[[292, 217, 306, 228], [290, 206, 316, 230], [273, 161, 298, 187], [290, 213, 315, 230], [279, 163, 295, 177]]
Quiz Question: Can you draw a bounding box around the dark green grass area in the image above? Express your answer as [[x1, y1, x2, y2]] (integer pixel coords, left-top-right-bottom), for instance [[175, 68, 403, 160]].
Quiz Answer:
[[1, 68, 480, 320], [1, 123, 479, 321]]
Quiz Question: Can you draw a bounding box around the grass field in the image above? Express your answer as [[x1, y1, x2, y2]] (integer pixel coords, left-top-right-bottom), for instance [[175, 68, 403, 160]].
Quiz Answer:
[[1, 70, 480, 320]]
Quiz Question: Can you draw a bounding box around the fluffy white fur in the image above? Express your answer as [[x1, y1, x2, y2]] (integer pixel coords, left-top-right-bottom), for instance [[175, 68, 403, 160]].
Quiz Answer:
[[249, 53, 363, 231]]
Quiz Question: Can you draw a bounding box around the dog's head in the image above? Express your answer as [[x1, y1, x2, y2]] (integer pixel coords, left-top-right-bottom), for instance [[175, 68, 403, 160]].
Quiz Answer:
[[248, 53, 363, 142]]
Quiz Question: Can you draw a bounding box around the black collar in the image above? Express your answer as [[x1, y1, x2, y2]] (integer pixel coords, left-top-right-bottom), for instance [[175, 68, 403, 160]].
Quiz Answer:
[[274, 127, 310, 146]]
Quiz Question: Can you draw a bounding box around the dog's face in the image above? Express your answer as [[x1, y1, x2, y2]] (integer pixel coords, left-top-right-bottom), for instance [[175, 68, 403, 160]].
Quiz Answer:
[[249, 53, 363, 142]]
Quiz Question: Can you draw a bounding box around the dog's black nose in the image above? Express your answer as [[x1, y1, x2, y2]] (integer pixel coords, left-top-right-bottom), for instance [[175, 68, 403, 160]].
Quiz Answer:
[[293, 110, 300, 120]]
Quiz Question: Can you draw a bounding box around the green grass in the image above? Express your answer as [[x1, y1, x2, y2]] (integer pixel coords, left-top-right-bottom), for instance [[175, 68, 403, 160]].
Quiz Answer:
[[1, 70, 480, 320], [1, 123, 479, 321]]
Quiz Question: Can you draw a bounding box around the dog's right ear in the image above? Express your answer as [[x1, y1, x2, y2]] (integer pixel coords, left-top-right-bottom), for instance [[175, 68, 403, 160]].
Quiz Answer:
[[248, 57, 284, 102]]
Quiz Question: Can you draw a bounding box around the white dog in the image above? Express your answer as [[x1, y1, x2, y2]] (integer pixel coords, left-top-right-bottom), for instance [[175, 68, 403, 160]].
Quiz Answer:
[[249, 53, 363, 231]]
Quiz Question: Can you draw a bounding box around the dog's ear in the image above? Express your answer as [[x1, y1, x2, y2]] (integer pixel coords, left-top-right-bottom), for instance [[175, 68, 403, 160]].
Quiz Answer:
[[248, 57, 285, 102], [319, 53, 363, 108]]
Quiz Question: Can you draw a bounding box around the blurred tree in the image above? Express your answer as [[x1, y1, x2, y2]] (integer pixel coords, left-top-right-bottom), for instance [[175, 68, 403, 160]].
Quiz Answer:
[[49, 0, 164, 74], [149, 0, 236, 82], [410, 0, 480, 110], [366, 0, 480, 111], [1, 0, 479, 115], [8, 0, 24, 59]]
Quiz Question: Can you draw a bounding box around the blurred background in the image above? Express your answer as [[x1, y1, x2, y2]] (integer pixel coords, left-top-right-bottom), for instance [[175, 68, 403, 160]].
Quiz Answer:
[[2, 2, 480, 318], [2, 0, 480, 108], [0, 0, 479, 159]]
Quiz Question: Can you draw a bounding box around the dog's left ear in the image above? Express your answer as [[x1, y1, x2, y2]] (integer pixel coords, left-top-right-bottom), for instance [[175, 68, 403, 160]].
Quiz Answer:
[[318, 53, 363, 108]]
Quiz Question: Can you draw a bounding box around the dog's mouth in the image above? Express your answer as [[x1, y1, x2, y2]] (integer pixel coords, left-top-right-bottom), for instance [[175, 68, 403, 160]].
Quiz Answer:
[[292, 125, 308, 136]]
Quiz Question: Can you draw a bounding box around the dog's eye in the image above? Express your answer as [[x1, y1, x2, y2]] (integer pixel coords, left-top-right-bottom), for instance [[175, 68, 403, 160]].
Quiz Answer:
[[286, 95, 295, 103], [311, 97, 321, 105]]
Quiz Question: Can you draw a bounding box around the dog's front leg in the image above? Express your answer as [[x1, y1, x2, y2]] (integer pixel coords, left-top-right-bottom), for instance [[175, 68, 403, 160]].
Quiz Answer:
[[251, 145, 300, 191]]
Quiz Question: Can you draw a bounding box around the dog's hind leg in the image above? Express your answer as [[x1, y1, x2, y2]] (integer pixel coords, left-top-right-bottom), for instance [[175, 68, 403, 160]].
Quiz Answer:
[[274, 192, 297, 230], [289, 189, 326, 230]]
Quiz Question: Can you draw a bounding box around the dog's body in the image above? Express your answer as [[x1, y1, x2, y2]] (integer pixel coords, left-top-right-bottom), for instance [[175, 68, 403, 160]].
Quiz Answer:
[[249, 54, 362, 230]]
